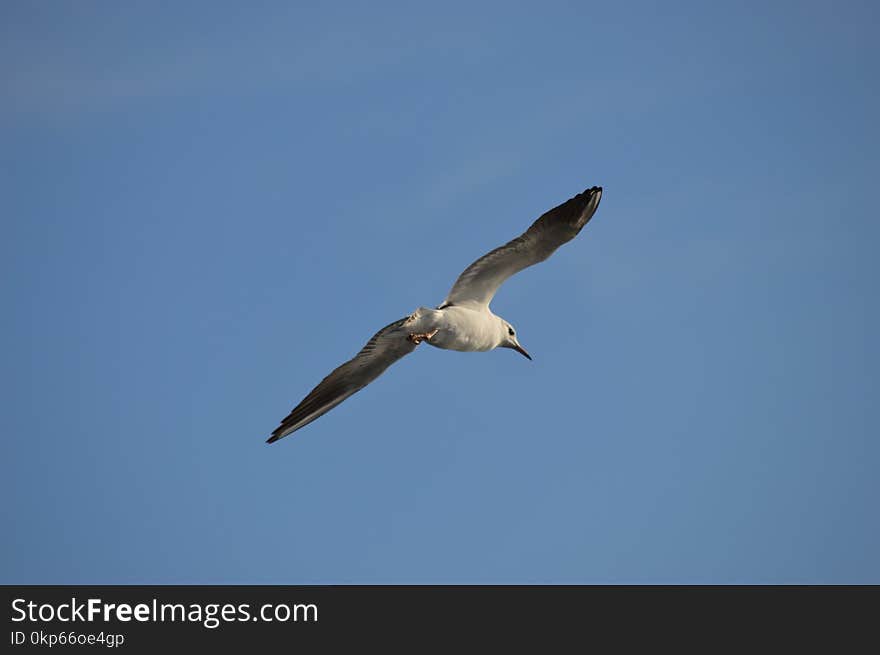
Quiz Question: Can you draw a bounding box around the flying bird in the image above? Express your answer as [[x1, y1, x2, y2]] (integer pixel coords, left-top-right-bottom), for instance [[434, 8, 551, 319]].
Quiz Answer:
[[267, 185, 603, 443]]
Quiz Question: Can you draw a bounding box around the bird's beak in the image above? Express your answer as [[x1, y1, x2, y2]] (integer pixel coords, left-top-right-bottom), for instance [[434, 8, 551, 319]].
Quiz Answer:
[[512, 341, 532, 361]]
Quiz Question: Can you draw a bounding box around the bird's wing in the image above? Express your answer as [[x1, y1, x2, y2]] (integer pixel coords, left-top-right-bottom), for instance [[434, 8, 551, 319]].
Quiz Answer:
[[267, 317, 418, 443], [442, 186, 603, 307]]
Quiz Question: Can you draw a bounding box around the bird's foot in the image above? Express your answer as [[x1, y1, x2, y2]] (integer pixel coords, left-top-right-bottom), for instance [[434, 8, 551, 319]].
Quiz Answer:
[[407, 329, 438, 345]]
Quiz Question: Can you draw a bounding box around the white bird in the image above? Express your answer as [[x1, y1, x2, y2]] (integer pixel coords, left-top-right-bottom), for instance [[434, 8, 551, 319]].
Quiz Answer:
[[267, 186, 603, 443]]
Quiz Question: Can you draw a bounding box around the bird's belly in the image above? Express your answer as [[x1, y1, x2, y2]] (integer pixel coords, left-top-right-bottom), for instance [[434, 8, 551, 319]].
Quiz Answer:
[[426, 308, 497, 352], [405, 305, 497, 352], [429, 328, 493, 352]]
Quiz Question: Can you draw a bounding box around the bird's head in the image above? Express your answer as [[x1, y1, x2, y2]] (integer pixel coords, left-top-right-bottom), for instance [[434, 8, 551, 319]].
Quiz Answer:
[[500, 321, 532, 360]]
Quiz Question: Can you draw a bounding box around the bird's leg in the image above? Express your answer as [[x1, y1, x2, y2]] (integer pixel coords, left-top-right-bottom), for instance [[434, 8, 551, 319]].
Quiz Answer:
[[407, 329, 438, 345]]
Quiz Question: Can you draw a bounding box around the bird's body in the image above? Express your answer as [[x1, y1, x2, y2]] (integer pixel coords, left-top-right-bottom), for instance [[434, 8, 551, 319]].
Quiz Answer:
[[406, 304, 508, 353], [267, 185, 603, 443]]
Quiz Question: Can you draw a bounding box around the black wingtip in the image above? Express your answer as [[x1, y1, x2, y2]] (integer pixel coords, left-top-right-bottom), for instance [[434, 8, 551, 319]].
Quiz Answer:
[[566, 186, 602, 208], [266, 432, 281, 444], [566, 185, 602, 229]]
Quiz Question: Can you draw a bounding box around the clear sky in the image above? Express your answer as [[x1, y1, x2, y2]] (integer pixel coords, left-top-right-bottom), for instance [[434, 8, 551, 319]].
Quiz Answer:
[[2, 1, 878, 583]]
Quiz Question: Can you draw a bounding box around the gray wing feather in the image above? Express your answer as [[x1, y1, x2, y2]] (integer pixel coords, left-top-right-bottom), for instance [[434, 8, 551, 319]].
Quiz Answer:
[[443, 186, 603, 306], [267, 317, 417, 443]]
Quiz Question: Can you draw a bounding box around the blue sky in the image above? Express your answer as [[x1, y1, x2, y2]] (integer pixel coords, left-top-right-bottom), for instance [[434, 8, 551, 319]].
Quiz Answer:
[[2, 1, 878, 583]]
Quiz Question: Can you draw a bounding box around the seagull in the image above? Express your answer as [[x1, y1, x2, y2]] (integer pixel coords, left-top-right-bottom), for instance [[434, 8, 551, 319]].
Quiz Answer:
[[267, 185, 603, 443]]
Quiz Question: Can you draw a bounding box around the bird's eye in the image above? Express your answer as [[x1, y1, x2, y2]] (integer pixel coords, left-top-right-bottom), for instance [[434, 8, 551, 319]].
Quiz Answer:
[[508, 327, 515, 336]]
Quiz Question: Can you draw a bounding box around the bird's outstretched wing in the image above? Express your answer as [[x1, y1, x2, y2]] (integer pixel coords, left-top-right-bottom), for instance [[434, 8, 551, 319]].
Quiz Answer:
[[442, 186, 603, 307], [267, 317, 417, 443]]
